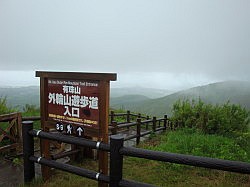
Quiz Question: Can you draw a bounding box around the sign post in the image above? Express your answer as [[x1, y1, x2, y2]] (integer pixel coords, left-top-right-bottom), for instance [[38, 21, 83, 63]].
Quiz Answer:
[[36, 71, 116, 186]]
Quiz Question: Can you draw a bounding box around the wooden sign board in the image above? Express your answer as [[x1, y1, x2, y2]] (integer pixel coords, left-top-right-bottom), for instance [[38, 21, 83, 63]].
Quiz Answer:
[[47, 78, 100, 137], [36, 71, 116, 184]]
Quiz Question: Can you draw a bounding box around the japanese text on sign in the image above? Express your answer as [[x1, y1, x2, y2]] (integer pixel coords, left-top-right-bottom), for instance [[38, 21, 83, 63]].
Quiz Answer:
[[47, 79, 99, 128], [48, 85, 98, 118]]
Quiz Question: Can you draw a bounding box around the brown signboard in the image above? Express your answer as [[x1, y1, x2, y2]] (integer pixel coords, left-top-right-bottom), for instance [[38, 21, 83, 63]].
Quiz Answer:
[[36, 71, 117, 185], [47, 78, 100, 135]]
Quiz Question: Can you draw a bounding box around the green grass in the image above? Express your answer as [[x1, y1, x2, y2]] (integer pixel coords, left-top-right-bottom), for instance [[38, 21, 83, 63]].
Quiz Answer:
[[123, 157, 250, 187], [142, 128, 250, 162], [21, 105, 40, 129], [128, 129, 250, 186]]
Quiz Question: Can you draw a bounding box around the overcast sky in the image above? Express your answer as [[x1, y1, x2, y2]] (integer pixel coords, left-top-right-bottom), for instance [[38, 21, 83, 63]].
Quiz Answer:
[[0, 0, 249, 90]]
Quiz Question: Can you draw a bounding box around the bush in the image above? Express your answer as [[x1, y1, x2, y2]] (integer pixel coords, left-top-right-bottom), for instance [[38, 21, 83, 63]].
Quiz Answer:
[[147, 129, 249, 162], [0, 97, 15, 115], [235, 132, 250, 157], [171, 99, 250, 136], [22, 104, 40, 116]]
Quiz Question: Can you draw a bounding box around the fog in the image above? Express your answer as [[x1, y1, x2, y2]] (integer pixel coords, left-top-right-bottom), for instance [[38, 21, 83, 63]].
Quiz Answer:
[[0, 1, 249, 90]]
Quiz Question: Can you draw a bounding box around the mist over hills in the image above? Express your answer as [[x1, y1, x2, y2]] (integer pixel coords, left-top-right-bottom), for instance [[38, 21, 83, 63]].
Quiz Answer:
[[110, 81, 250, 117], [111, 94, 150, 110], [0, 86, 170, 110], [111, 87, 172, 99], [0, 81, 249, 117], [0, 86, 40, 110]]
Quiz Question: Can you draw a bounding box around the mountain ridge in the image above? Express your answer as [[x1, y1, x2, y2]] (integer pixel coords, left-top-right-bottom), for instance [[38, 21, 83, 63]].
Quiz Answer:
[[0, 81, 249, 116], [110, 81, 250, 117]]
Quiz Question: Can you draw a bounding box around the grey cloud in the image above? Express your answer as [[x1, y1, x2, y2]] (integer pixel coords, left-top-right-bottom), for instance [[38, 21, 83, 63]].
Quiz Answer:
[[0, 0, 250, 82]]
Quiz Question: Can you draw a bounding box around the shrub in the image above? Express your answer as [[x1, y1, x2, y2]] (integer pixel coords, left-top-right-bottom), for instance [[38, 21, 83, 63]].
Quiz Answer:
[[0, 97, 15, 115], [147, 129, 249, 162], [171, 99, 250, 136], [22, 104, 40, 116]]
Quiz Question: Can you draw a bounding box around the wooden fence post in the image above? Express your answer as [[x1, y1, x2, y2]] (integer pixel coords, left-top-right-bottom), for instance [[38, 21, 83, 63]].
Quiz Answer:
[[111, 121, 118, 135], [110, 134, 124, 187], [126, 110, 130, 123], [110, 111, 114, 123], [152, 117, 156, 132], [176, 121, 179, 129], [146, 116, 150, 130], [170, 121, 173, 130], [126, 111, 130, 130], [136, 118, 141, 145], [22, 121, 35, 183], [164, 115, 168, 131], [138, 113, 141, 119]]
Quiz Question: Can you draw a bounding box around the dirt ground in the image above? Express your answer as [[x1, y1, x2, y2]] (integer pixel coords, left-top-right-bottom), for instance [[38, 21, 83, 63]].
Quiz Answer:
[[0, 155, 42, 187], [0, 159, 24, 187]]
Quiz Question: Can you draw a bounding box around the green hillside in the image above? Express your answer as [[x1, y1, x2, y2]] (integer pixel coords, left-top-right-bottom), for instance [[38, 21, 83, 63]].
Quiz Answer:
[[0, 86, 168, 110], [110, 81, 250, 117], [111, 87, 172, 98], [0, 86, 39, 110], [111, 94, 149, 110], [0, 81, 249, 116]]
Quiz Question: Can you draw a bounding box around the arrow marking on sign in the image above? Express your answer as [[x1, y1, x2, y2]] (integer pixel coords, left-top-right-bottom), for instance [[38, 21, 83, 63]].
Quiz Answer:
[[76, 127, 84, 136]]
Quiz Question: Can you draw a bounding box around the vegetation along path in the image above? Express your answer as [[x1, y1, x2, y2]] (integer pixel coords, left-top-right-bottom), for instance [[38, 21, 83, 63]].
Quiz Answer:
[[0, 97, 250, 186]]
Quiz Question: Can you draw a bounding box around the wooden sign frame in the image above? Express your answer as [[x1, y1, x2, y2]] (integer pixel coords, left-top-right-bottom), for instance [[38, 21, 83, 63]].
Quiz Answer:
[[36, 71, 116, 185]]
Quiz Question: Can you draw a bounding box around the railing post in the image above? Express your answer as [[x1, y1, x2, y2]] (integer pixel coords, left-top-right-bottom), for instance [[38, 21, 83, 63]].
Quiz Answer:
[[163, 115, 168, 131], [110, 111, 114, 123], [126, 110, 130, 123], [22, 121, 35, 183], [126, 111, 130, 130], [110, 134, 124, 187], [152, 117, 156, 132], [111, 121, 118, 135], [138, 113, 141, 119], [136, 118, 141, 145], [146, 116, 150, 130], [172, 121, 174, 130]]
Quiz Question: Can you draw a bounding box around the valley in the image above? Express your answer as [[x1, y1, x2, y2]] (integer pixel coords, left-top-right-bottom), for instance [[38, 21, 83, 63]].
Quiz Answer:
[[1, 80, 250, 117]]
